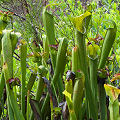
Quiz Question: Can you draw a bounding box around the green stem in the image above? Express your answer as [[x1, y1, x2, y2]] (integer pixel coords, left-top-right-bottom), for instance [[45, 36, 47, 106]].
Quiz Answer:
[[4, 63, 25, 120], [7, 96, 15, 120], [0, 72, 5, 102], [89, 57, 98, 117], [35, 76, 44, 100], [75, 30, 97, 119], [27, 90, 30, 120], [98, 78, 106, 120], [72, 47, 85, 119], [89, 58, 98, 98], [20, 42, 27, 118], [26, 73, 37, 93], [43, 36, 49, 65], [72, 46, 80, 77], [57, 74, 64, 101], [73, 74, 84, 120]]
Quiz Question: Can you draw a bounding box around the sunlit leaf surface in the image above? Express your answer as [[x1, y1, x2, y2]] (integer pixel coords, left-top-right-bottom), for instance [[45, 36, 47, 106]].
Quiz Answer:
[[71, 11, 91, 33], [104, 84, 120, 103]]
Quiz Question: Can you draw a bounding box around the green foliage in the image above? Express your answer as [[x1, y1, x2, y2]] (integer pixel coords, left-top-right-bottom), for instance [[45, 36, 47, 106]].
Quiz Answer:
[[104, 84, 120, 119], [0, 0, 120, 119]]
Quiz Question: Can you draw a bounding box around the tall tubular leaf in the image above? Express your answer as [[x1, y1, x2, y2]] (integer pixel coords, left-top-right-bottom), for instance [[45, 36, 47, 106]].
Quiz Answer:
[[35, 76, 44, 100], [7, 96, 14, 120], [98, 21, 117, 69], [88, 44, 99, 117], [72, 47, 85, 119], [76, 30, 98, 119], [52, 38, 68, 87], [20, 41, 27, 118], [72, 47, 80, 77], [35, 66, 48, 101], [73, 72, 84, 120], [10, 32, 18, 53], [75, 31, 86, 73], [43, 9, 56, 70], [51, 37, 68, 102], [71, 12, 97, 119], [2, 31, 24, 120], [89, 58, 98, 107], [88, 44, 99, 100], [98, 77, 106, 120], [43, 36, 49, 64], [2, 30, 20, 54], [97, 21, 117, 120], [41, 38, 68, 117], [1, 31, 13, 119], [2, 31, 13, 77], [26, 72, 37, 93]]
